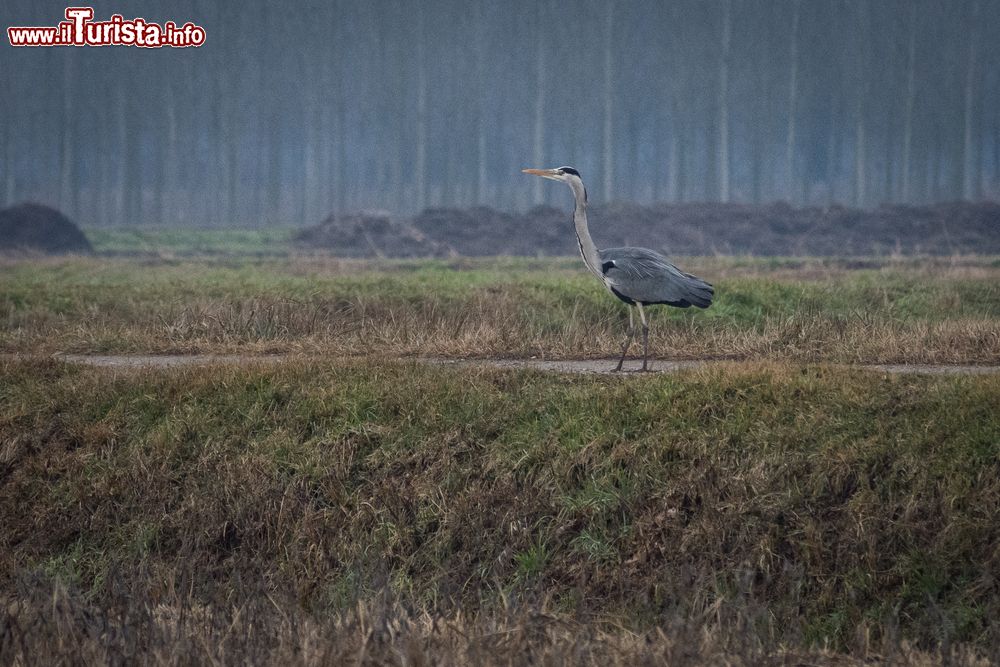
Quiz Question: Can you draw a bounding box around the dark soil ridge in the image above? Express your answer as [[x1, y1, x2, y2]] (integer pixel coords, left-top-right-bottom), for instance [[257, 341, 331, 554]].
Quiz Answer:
[[296, 200, 1000, 257]]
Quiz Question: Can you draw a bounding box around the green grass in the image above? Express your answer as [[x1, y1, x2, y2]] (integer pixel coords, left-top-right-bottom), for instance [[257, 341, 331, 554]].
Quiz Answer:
[[1, 255, 998, 362], [83, 226, 295, 256], [1, 358, 998, 652]]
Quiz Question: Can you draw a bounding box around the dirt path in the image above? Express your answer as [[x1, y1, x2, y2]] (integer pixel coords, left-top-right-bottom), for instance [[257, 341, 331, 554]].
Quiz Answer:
[[52, 354, 289, 369], [430, 358, 1000, 376], [15, 354, 997, 376]]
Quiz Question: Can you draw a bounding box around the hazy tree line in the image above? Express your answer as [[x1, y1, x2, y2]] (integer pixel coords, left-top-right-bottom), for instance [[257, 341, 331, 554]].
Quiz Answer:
[[1, 0, 999, 227]]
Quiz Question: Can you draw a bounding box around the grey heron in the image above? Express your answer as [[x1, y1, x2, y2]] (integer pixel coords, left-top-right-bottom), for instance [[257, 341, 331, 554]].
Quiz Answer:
[[523, 166, 713, 372]]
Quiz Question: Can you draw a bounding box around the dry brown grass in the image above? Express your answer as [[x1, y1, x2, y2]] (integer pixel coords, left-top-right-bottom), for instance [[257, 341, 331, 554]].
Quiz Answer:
[[3, 578, 993, 666], [2, 255, 999, 364], [9, 300, 999, 365]]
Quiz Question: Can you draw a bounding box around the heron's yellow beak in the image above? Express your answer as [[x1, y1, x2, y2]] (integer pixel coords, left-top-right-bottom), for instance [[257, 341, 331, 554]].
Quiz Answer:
[[522, 168, 562, 180]]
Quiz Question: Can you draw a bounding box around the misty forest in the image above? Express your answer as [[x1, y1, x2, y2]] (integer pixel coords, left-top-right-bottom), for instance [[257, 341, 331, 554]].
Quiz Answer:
[[2, 0, 1000, 228]]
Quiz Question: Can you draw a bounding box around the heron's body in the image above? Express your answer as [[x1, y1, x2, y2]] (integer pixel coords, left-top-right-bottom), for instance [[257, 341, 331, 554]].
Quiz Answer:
[[523, 165, 713, 371], [599, 246, 714, 308]]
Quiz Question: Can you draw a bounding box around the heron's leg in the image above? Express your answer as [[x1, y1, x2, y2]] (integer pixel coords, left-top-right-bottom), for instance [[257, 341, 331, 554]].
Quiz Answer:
[[637, 302, 650, 371], [613, 307, 635, 372]]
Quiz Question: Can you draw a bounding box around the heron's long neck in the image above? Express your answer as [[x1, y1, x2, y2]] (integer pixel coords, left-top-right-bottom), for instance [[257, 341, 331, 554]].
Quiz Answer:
[[569, 179, 601, 278]]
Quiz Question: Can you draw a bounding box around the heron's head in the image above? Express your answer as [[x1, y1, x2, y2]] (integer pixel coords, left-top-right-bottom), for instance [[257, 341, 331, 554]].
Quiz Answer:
[[522, 166, 582, 183]]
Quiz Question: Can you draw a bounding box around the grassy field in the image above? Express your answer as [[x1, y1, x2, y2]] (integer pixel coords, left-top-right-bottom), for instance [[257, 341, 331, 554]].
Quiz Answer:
[[84, 226, 296, 256], [2, 253, 999, 363], [1, 242, 999, 662]]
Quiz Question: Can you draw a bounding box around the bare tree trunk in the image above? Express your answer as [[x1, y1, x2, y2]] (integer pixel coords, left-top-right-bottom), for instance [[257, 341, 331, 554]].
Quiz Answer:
[[961, 0, 980, 200], [213, 28, 233, 226], [827, 98, 840, 205], [2, 147, 11, 208], [415, 9, 428, 210], [994, 110, 1000, 197], [96, 94, 112, 225], [532, 4, 547, 205], [3, 119, 14, 206], [602, 0, 615, 203], [718, 0, 732, 202], [618, 115, 642, 201], [853, 0, 868, 207], [474, 5, 488, 205], [319, 3, 344, 214], [884, 118, 895, 202], [785, 0, 799, 204], [59, 53, 75, 215], [443, 45, 462, 207], [266, 115, 282, 225], [667, 104, 680, 202], [2, 65, 14, 205], [627, 117, 641, 200], [304, 104, 320, 224], [930, 132, 940, 201], [329, 103, 345, 214], [477, 125, 488, 205], [126, 111, 142, 225], [336, 97, 349, 211], [115, 86, 127, 225], [854, 98, 866, 207], [901, 1, 916, 202], [751, 132, 763, 204], [676, 114, 687, 203], [151, 129, 164, 225], [161, 86, 178, 225], [224, 102, 239, 224], [391, 91, 406, 212], [652, 110, 665, 201]]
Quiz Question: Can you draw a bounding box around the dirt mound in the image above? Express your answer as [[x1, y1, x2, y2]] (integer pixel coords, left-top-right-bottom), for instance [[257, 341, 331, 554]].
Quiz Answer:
[[294, 210, 451, 258], [411, 205, 575, 256], [583, 200, 1000, 255], [0, 202, 92, 254], [303, 201, 1000, 257], [610, 200, 1000, 255], [411, 206, 514, 256]]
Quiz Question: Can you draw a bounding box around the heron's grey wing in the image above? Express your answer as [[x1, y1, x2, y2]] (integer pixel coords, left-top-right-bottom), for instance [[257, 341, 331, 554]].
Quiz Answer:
[[599, 247, 714, 308]]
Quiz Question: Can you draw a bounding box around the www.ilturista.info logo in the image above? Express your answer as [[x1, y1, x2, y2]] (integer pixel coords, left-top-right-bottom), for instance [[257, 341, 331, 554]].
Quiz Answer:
[[7, 7, 205, 48]]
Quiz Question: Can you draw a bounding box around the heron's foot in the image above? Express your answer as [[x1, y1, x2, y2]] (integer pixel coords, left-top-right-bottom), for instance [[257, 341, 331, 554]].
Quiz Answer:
[[612, 363, 624, 373]]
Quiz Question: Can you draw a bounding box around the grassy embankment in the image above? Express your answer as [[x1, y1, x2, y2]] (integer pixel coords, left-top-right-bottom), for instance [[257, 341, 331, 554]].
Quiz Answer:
[[1, 358, 998, 662]]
